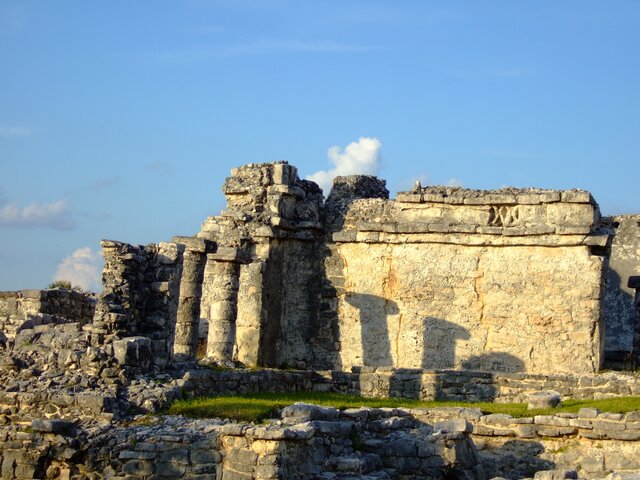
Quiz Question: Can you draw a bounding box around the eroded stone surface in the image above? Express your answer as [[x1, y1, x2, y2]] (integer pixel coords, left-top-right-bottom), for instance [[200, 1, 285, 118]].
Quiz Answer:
[[604, 215, 640, 361]]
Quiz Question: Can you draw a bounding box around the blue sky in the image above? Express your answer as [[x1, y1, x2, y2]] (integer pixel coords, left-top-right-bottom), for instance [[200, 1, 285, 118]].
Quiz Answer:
[[1, 1, 639, 291]]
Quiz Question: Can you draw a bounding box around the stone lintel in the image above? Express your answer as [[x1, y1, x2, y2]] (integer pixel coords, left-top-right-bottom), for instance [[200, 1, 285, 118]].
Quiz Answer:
[[208, 247, 251, 264], [172, 236, 217, 254]]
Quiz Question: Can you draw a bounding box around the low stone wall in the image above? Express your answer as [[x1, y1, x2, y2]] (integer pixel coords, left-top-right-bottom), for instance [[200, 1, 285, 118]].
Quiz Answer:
[[316, 368, 640, 403], [126, 368, 315, 413], [420, 407, 640, 478], [4, 402, 640, 479], [0, 407, 484, 480], [0, 289, 95, 341]]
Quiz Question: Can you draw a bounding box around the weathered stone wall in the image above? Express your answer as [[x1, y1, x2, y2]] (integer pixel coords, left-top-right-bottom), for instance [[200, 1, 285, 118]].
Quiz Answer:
[[127, 368, 640, 418], [315, 368, 640, 403], [411, 406, 640, 479], [604, 215, 640, 360], [0, 407, 484, 480], [322, 186, 607, 375], [0, 288, 95, 341], [91, 240, 186, 371], [4, 401, 640, 479]]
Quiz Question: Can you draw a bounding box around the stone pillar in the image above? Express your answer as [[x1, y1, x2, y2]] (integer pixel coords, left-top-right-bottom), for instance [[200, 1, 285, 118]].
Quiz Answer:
[[205, 247, 247, 364], [173, 237, 216, 361], [235, 261, 265, 365]]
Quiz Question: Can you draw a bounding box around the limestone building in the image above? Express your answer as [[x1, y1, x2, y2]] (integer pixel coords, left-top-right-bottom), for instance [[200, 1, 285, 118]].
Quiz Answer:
[[88, 161, 636, 376]]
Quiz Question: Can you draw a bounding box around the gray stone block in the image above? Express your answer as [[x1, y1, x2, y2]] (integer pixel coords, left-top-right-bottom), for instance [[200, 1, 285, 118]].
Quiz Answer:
[[31, 418, 76, 436], [113, 336, 152, 369], [527, 392, 561, 409]]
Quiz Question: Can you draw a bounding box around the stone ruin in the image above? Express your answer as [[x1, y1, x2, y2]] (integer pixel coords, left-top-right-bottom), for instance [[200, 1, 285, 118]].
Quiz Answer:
[[83, 161, 638, 376], [1, 160, 640, 479], [4, 161, 638, 378]]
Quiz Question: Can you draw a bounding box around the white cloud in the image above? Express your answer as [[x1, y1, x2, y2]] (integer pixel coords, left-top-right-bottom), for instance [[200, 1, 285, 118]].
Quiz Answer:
[[307, 137, 383, 193], [53, 247, 103, 292], [0, 198, 75, 230], [0, 126, 31, 137]]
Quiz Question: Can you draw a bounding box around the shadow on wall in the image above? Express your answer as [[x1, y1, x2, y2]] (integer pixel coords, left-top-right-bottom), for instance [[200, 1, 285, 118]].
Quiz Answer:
[[345, 292, 399, 367], [344, 293, 525, 373], [343, 291, 527, 401], [421, 317, 470, 369]]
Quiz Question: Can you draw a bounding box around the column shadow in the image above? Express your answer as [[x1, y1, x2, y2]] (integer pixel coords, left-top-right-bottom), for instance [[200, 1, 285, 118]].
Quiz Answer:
[[344, 292, 398, 367]]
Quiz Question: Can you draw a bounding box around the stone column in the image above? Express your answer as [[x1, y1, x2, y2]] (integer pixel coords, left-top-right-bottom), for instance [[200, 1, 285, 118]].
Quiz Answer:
[[204, 247, 250, 364], [173, 237, 216, 361], [235, 261, 265, 365]]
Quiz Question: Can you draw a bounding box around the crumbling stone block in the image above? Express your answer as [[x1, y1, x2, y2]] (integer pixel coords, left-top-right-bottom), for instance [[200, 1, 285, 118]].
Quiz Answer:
[[113, 336, 152, 368]]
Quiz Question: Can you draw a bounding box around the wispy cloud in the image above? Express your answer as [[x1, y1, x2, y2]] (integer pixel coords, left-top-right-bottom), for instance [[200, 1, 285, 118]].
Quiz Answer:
[[144, 161, 172, 176], [0, 126, 32, 137], [447, 178, 464, 187], [154, 39, 372, 63], [307, 137, 383, 193], [53, 247, 103, 292], [88, 176, 120, 190], [0, 198, 76, 230]]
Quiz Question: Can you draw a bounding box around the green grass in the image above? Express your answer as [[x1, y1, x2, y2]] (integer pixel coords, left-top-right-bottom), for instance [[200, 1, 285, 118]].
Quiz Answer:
[[164, 392, 640, 422]]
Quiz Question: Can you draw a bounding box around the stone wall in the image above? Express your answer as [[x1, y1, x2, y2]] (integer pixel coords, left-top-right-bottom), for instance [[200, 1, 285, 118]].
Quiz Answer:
[[4, 401, 640, 479], [323, 185, 607, 375], [90, 239, 208, 371], [127, 368, 640, 418], [0, 288, 95, 341], [411, 406, 640, 479], [603, 215, 640, 362], [0, 407, 484, 480], [314, 368, 640, 403]]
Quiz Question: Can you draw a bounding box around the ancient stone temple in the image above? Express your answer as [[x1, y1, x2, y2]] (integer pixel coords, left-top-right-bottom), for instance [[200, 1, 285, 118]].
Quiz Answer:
[[91, 161, 618, 376]]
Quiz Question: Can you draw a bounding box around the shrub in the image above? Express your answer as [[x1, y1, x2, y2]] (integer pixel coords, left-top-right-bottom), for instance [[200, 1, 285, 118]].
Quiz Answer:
[[47, 280, 88, 293]]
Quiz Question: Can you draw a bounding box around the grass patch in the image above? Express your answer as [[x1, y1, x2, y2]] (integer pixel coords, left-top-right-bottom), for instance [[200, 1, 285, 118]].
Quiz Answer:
[[164, 392, 640, 423]]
